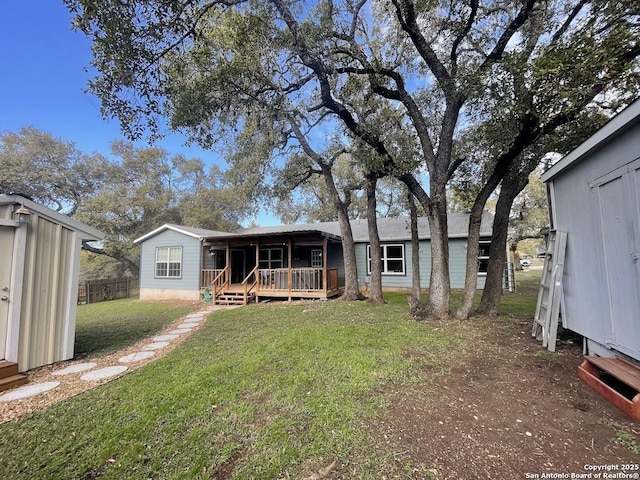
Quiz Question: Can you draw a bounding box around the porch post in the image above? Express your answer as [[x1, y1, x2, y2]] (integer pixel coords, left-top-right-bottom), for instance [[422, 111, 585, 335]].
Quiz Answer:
[[288, 238, 292, 300], [255, 240, 260, 297], [323, 236, 328, 293], [226, 241, 231, 283]]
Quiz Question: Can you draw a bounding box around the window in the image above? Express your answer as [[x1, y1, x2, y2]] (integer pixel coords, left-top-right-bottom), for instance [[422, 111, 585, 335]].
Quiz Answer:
[[311, 249, 322, 268], [259, 248, 283, 269], [367, 244, 405, 275], [155, 247, 182, 278], [478, 239, 491, 275]]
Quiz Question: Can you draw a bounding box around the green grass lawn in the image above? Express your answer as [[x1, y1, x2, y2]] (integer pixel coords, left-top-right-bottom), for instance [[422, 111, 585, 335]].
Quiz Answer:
[[74, 299, 202, 357], [0, 272, 541, 479]]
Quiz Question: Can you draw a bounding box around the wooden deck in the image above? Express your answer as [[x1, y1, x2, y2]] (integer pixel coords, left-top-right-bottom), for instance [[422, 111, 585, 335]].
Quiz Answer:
[[223, 283, 341, 301], [203, 267, 342, 305]]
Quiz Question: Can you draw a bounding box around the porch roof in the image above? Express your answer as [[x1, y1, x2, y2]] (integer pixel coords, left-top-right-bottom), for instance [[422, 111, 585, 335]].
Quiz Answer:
[[204, 211, 493, 244], [204, 226, 342, 244]]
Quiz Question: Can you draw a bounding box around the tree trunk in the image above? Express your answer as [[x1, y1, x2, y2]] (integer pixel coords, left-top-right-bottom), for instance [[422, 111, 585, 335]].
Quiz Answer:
[[476, 196, 510, 315], [407, 191, 428, 317], [477, 162, 536, 314], [337, 206, 362, 301], [409, 192, 421, 301], [425, 185, 450, 318], [366, 176, 385, 304], [398, 173, 451, 318], [320, 164, 363, 301], [454, 187, 496, 319]]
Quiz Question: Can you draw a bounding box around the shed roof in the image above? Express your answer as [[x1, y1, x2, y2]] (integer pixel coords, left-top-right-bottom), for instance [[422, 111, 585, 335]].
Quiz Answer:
[[542, 98, 640, 183], [0, 194, 104, 241], [133, 223, 232, 244]]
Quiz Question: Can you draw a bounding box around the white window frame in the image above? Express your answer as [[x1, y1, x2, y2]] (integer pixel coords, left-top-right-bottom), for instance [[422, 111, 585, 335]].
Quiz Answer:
[[311, 249, 323, 268], [478, 239, 491, 276], [367, 244, 406, 275], [155, 246, 183, 279]]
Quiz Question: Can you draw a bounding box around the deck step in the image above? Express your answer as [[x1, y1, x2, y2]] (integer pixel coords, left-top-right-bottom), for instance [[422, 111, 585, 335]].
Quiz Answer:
[[0, 361, 28, 392], [578, 356, 640, 420], [214, 292, 256, 306]]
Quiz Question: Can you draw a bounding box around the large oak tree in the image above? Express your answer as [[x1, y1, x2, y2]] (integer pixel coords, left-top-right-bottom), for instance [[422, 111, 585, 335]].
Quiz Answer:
[[65, 0, 639, 318]]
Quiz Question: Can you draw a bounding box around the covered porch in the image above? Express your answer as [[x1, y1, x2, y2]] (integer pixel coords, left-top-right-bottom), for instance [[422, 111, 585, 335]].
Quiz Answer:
[[200, 230, 343, 305]]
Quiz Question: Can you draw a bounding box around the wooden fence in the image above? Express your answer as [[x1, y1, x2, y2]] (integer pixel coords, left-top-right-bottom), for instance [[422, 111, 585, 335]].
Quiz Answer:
[[78, 277, 139, 304]]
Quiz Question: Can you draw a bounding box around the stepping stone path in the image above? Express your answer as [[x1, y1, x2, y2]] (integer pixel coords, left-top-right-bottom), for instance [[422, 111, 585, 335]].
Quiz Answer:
[[81, 365, 128, 381], [119, 351, 155, 363], [153, 334, 179, 342], [52, 362, 97, 376], [141, 341, 171, 351], [0, 381, 60, 402], [0, 306, 221, 403]]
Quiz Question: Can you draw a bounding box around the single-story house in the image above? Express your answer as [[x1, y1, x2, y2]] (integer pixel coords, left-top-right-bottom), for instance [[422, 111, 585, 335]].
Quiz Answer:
[[0, 195, 105, 380], [134, 224, 233, 301], [541, 99, 640, 418], [135, 212, 495, 305]]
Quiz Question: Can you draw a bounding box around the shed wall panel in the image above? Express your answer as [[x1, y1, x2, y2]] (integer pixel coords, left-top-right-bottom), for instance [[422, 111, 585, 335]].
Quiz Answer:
[[549, 121, 640, 350], [18, 215, 75, 370]]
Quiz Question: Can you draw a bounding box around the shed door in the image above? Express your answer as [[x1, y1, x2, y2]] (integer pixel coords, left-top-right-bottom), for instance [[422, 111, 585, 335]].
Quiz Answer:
[[594, 160, 640, 358], [0, 226, 15, 360]]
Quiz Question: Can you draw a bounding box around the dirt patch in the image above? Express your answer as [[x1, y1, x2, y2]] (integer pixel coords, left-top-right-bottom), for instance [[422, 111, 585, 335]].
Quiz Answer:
[[361, 317, 640, 479]]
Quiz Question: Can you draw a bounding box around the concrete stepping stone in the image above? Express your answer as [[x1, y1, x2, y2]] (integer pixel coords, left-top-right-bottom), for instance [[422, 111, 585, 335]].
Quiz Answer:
[[141, 341, 170, 351], [167, 329, 191, 335], [52, 362, 97, 376], [81, 365, 128, 381], [119, 351, 155, 363], [185, 314, 205, 319], [153, 334, 179, 342], [0, 381, 60, 402], [180, 322, 200, 328]]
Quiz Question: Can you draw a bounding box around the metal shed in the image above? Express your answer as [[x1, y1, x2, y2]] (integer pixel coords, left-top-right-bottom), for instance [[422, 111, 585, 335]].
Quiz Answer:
[[0, 195, 104, 374], [541, 99, 640, 363], [541, 100, 640, 419]]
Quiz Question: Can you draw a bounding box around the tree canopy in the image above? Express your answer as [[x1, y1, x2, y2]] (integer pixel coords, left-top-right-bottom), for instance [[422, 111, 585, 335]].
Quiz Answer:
[[0, 128, 250, 277], [65, 0, 640, 317], [0, 127, 106, 215]]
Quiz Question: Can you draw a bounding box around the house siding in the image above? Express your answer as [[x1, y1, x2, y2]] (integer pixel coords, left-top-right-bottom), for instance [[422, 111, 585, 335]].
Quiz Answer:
[[356, 238, 486, 290], [327, 243, 344, 284], [139, 230, 202, 296]]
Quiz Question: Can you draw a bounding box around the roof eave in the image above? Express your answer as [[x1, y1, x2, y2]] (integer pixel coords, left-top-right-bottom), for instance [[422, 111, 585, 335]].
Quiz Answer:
[[0, 194, 105, 241], [542, 98, 640, 183]]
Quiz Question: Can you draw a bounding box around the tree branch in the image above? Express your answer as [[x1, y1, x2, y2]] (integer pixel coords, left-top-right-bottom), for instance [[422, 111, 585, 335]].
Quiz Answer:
[[450, 0, 479, 77]]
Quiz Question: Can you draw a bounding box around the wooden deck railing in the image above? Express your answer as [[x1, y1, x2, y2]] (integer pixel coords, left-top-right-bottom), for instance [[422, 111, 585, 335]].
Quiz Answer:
[[257, 268, 339, 292], [241, 266, 259, 304], [211, 267, 229, 301], [202, 269, 226, 288]]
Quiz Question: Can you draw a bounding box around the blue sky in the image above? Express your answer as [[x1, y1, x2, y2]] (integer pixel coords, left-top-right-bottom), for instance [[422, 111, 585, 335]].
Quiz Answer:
[[0, 1, 279, 225]]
